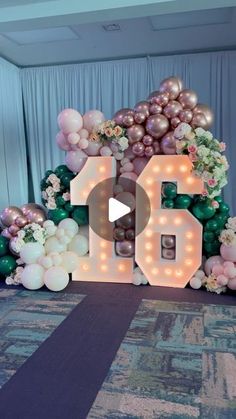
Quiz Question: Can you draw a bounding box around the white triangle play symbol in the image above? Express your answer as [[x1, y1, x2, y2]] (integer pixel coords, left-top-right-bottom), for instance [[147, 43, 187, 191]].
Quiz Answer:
[[108, 197, 131, 222]]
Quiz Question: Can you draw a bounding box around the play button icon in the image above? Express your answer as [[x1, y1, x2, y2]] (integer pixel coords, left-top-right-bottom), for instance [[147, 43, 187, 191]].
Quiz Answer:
[[108, 198, 131, 222], [86, 176, 150, 242]]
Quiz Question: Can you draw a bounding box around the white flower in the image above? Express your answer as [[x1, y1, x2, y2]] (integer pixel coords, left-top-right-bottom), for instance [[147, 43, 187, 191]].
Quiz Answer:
[[31, 223, 41, 231], [33, 230, 45, 244], [197, 145, 209, 158], [195, 127, 205, 137], [226, 217, 236, 233], [219, 229, 236, 246], [174, 123, 192, 139], [48, 174, 60, 184], [18, 230, 25, 239], [118, 136, 129, 151], [204, 131, 213, 141], [12, 238, 25, 253], [46, 186, 54, 197]]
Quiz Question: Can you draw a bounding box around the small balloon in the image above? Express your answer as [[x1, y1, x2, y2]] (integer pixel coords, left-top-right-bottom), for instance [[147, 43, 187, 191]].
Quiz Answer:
[[162, 248, 175, 259], [15, 216, 28, 228], [149, 104, 162, 115], [171, 117, 181, 128], [179, 109, 193, 123], [159, 77, 181, 100], [116, 212, 135, 229], [56, 131, 70, 151], [116, 191, 136, 211], [113, 227, 125, 241], [163, 100, 182, 119], [132, 142, 145, 156], [178, 89, 198, 109], [146, 114, 169, 139], [125, 228, 135, 240], [0, 207, 23, 227], [152, 92, 169, 107], [133, 157, 149, 175], [162, 235, 175, 249], [191, 113, 208, 130], [143, 135, 153, 146], [113, 108, 134, 126], [85, 141, 102, 156], [161, 131, 177, 155], [123, 114, 134, 127], [8, 224, 20, 236], [116, 240, 135, 257], [134, 112, 146, 124], [134, 101, 150, 117], [145, 146, 154, 158]]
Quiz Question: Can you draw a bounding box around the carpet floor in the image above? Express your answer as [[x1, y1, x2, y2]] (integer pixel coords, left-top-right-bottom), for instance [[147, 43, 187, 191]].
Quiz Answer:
[[0, 281, 235, 419]]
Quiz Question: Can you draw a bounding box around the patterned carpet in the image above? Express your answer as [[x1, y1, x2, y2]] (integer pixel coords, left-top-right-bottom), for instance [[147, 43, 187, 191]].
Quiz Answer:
[[0, 288, 85, 389], [88, 299, 236, 419]]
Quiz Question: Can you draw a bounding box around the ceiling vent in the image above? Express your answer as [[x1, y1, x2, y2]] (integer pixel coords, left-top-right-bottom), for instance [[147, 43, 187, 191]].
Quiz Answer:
[[102, 23, 121, 32]]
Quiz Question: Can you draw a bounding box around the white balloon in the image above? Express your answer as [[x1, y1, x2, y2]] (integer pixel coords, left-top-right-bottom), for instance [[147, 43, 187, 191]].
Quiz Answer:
[[60, 251, 79, 273], [45, 236, 67, 254], [20, 242, 45, 264], [56, 228, 65, 239], [44, 267, 69, 291], [38, 256, 53, 269], [189, 276, 202, 289], [141, 276, 148, 285], [68, 234, 89, 256], [195, 270, 205, 280], [133, 272, 142, 286], [78, 225, 89, 239], [21, 264, 45, 290], [58, 218, 79, 237]]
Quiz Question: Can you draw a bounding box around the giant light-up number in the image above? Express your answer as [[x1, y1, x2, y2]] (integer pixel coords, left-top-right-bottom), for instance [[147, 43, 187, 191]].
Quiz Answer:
[[71, 156, 203, 287]]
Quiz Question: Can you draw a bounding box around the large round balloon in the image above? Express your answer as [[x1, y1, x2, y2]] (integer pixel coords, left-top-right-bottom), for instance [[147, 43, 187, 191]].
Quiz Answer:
[[60, 251, 79, 273], [113, 108, 134, 126], [178, 89, 198, 109], [116, 240, 135, 257], [0, 236, 9, 257], [65, 150, 87, 173], [146, 114, 169, 139], [0, 255, 17, 277], [0, 207, 23, 227], [58, 109, 83, 134], [193, 104, 214, 129], [20, 242, 45, 264], [58, 218, 79, 237], [44, 266, 69, 292], [56, 131, 70, 151], [21, 264, 45, 290], [83, 110, 105, 133], [159, 77, 182, 100], [161, 131, 177, 154], [127, 124, 145, 144], [68, 234, 89, 256], [72, 206, 89, 225], [48, 208, 69, 225]]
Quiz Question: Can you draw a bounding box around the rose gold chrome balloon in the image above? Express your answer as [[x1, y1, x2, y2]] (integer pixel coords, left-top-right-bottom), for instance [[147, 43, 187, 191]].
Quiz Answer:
[[8, 224, 20, 236], [127, 124, 145, 144], [171, 117, 181, 128], [21, 203, 44, 216], [134, 112, 146, 124], [146, 114, 169, 139], [191, 112, 208, 129], [163, 100, 182, 119], [178, 89, 198, 109], [123, 114, 134, 127], [153, 92, 169, 107], [0, 207, 23, 227], [161, 131, 177, 155], [193, 104, 214, 129], [26, 208, 47, 226], [149, 104, 162, 114], [113, 108, 134, 126], [179, 109, 193, 123], [1, 228, 12, 239], [15, 215, 28, 228], [134, 101, 150, 118], [159, 77, 181, 100]]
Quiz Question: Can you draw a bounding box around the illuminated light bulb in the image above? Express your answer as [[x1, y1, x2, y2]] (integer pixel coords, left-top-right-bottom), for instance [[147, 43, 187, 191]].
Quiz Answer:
[[146, 256, 153, 263], [100, 241, 107, 248], [165, 268, 172, 275], [145, 229, 153, 237], [153, 166, 160, 173], [175, 269, 183, 276], [186, 245, 193, 252], [174, 217, 182, 225], [100, 253, 107, 260], [118, 264, 126, 272], [159, 216, 167, 225], [101, 264, 108, 272], [146, 177, 153, 185], [151, 268, 159, 275], [180, 165, 187, 173], [166, 165, 173, 173], [145, 242, 153, 250], [99, 166, 106, 173], [82, 264, 89, 271], [186, 177, 194, 185], [185, 259, 193, 266], [186, 231, 193, 239]]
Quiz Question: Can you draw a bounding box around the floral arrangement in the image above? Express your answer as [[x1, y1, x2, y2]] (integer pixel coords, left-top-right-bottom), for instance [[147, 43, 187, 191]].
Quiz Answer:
[[41, 173, 70, 210], [5, 267, 24, 286], [174, 124, 229, 199], [11, 223, 47, 253], [219, 217, 236, 246], [91, 120, 129, 152]]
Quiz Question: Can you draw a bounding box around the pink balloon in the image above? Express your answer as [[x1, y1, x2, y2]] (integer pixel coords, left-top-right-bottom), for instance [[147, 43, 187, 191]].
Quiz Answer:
[[78, 138, 89, 150], [116, 213, 135, 229], [204, 255, 224, 276], [149, 104, 162, 114], [67, 132, 80, 145], [0, 207, 23, 227], [122, 162, 134, 172], [227, 278, 236, 290], [145, 146, 154, 157], [134, 112, 146, 124], [171, 117, 181, 128], [8, 224, 20, 236], [1, 228, 12, 239], [118, 172, 137, 193], [79, 128, 89, 139], [113, 108, 134, 126], [153, 141, 161, 154], [85, 141, 102, 156], [133, 157, 149, 175], [178, 89, 198, 109], [124, 145, 135, 160], [116, 240, 135, 257], [83, 110, 105, 133], [56, 131, 70, 151], [159, 77, 182, 100], [193, 104, 214, 129], [57, 109, 83, 134], [151, 92, 169, 107], [212, 264, 224, 276], [160, 131, 177, 154], [220, 244, 236, 263], [179, 109, 193, 123], [143, 135, 153, 146], [123, 114, 134, 127], [65, 150, 87, 172], [163, 100, 182, 119], [134, 101, 150, 117], [26, 208, 47, 226], [132, 142, 145, 156], [126, 228, 135, 240], [191, 113, 208, 129], [116, 192, 136, 211], [100, 146, 112, 156], [15, 216, 28, 228], [127, 124, 145, 144], [146, 114, 169, 139]]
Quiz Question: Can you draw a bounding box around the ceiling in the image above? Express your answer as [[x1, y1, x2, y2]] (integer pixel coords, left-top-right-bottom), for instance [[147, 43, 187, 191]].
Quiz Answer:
[[0, 0, 236, 66]]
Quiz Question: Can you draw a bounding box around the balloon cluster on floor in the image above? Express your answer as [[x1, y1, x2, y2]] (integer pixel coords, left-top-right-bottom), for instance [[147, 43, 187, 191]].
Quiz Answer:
[[0, 76, 234, 294]]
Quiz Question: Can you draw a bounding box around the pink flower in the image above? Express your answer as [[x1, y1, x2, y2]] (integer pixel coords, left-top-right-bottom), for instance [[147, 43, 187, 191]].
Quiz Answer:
[[212, 200, 220, 209], [187, 144, 197, 153], [105, 128, 113, 138], [207, 178, 217, 187], [62, 192, 70, 201], [219, 142, 226, 151], [189, 153, 198, 162], [202, 189, 209, 197]]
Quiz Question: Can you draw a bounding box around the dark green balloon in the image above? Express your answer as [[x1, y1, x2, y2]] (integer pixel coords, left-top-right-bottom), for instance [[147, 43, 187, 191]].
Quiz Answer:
[[213, 213, 227, 227], [64, 202, 74, 212], [175, 194, 192, 209], [60, 172, 75, 188], [205, 219, 218, 231], [0, 256, 16, 277], [0, 236, 9, 257], [55, 196, 65, 208], [218, 202, 230, 215], [45, 170, 54, 178], [163, 199, 174, 209], [204, 240, 220, 254], [72, 206, 89, 225], [162, 183, 177, 199], [203, 231, 215, 242], [192, 202, 215, 220], [214, 196, 223, 203], [54, 165, 70, 177], [48, 208, 69, 225]]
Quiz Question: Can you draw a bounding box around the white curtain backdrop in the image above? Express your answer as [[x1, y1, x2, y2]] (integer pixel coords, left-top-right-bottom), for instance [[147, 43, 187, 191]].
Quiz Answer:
[[19, 51, 236, 212], [0, 57, 28, 211]]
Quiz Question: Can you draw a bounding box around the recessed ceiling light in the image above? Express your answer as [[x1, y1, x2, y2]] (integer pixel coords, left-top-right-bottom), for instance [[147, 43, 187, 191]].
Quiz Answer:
[[102, 23, 121, 32]]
